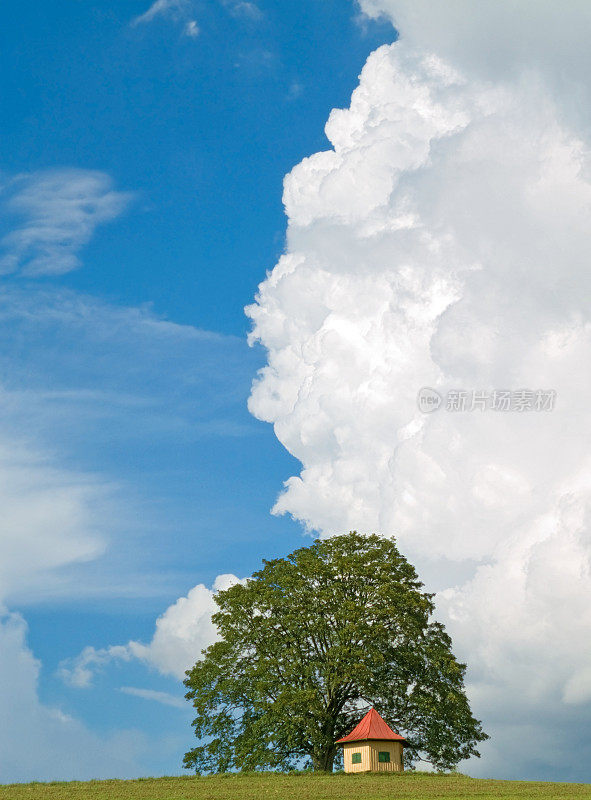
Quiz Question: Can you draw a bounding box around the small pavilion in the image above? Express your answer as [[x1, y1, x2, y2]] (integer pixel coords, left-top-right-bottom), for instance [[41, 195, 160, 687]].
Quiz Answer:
[[335, 708, 406, 773]]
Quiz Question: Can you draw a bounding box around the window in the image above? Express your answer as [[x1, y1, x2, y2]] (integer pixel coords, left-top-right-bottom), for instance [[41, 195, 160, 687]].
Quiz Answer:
[[351, 752, 362, 764], [378, 751, 391, 763]]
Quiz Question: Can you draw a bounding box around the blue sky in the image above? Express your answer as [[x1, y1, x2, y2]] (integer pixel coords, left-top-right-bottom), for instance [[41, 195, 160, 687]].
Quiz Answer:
[[0, 0, 395, 782], [1, 0, 392, 332], [8, 0, 591, 786]]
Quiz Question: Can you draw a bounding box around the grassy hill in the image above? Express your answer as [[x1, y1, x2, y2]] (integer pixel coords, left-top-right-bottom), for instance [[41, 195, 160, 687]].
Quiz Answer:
[[2, 772, 591, 800]]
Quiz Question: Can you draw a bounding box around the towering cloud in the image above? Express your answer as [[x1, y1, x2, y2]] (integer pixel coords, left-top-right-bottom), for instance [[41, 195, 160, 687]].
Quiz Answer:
[[247, 21, 591, 780]]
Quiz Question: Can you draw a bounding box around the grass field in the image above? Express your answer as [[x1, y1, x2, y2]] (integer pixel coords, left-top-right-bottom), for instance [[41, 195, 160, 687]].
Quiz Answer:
[[2, 772, 591, 800]]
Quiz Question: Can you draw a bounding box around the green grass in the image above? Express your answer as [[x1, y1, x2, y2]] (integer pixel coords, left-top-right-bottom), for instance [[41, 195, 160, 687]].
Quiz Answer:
[[2, 772, 591, 800]]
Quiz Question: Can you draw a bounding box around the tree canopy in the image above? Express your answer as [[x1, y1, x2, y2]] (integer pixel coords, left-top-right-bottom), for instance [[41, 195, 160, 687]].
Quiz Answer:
[[183, 532, 487, 773]]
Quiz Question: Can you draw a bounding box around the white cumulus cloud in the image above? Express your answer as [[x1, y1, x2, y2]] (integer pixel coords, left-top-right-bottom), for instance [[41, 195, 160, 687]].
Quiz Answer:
[[60, 574, 245, 685], [246, 33, 591, 781], [359, 1, 591, 96]]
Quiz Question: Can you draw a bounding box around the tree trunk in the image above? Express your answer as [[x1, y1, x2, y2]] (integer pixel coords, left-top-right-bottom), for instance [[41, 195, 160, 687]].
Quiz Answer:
[[311, 746, 336, 772]]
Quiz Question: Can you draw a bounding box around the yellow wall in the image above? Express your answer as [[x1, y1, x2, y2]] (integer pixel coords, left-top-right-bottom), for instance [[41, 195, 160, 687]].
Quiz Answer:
[[342, 741, 403, 773]]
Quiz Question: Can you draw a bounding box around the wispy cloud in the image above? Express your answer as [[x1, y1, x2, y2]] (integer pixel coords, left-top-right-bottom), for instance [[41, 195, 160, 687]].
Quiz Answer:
[[132, 0, 261, 33], [0, 439, 108, 602], [119, 687, 186, 709], [287, 80, 304, 101], [131, 0, 188, 27], [184, 20, 199, 37], [58, 645, 132, 689], [228, 1, 263, 20], [0, 169, 132, 277], [0, 611, 158, 784], [0, 283, 257, 606]]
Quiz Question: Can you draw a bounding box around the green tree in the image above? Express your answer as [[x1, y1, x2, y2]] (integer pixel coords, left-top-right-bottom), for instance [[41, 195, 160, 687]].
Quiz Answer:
[[183, 532, 487, 773]]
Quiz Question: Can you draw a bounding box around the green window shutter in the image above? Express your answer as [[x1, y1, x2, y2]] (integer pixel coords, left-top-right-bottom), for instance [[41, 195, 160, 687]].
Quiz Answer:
[[351, 752, 362, 764], [378, 751, 390, 763]]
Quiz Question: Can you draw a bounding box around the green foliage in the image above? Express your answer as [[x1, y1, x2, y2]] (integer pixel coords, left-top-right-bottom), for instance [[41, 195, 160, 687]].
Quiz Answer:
[[183, 532, 488, 773]]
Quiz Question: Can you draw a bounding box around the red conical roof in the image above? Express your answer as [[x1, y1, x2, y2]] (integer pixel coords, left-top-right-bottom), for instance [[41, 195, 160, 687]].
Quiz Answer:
[[335, 708, 406, 744]]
